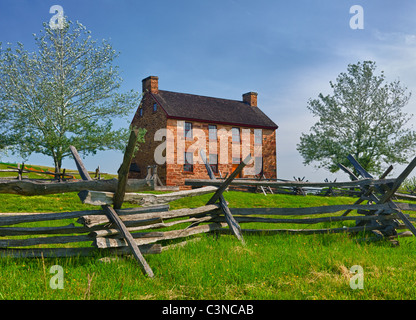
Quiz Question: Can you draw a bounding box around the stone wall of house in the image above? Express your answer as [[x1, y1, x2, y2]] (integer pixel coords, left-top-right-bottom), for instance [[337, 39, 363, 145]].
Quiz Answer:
[[262, 129, 277, 179], [129, 93, 167, 183], [165, 119, 277, 189]]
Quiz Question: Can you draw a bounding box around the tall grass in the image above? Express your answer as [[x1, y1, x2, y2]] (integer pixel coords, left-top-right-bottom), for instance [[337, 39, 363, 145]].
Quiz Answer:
[[1, 232, 416, 300], [400, 176, 416, 193]]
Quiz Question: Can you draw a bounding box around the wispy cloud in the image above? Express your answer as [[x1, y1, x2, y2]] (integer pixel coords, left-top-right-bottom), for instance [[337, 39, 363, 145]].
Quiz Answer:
[[373, 29, 416, 46]]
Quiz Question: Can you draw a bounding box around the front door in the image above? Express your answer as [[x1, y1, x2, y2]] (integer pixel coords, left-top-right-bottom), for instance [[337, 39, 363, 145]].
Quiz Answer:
[[232, 159, 242, 178], [231, 164, 242, 178]]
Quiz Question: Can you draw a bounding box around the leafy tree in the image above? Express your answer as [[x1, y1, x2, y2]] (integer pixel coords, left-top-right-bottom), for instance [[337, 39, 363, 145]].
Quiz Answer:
[[297, 61, 416, 176], [0, 19, 143, 172]]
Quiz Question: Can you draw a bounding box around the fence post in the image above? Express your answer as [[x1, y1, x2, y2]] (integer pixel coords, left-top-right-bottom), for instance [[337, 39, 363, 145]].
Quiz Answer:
[[207, 154, 252, 205], [200, 149, 245, 244], [346, 154, 416, 238], [70, 144, 155, 277], [17, 163, 23, 181]]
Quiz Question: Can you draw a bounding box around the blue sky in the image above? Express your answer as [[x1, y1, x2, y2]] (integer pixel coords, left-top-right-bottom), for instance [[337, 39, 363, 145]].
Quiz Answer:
[[1, 0, 416, 181]]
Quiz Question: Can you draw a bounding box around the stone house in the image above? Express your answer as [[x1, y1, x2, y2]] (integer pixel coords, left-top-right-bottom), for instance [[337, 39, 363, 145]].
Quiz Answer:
[[129, 76, 278, 188]]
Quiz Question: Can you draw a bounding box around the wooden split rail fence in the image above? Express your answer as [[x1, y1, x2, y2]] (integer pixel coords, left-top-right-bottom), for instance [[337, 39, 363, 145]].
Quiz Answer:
[[0, 163, 107, 181], [185, 152, 416, 245], [1, 135, 416, 276], [0, 164, 76, 181]]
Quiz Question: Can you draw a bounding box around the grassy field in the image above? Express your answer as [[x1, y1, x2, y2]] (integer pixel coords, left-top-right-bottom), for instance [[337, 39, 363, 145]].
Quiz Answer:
[[0, 188, 416, 300]]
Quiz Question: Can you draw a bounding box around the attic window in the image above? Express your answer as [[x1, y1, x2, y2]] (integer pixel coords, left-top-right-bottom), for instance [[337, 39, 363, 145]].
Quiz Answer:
[[153, 103, 157, 112], [139, 108, 143, 117]]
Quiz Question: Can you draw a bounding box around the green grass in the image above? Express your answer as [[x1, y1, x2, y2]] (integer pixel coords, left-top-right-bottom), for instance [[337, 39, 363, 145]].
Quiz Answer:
[[0, 190, 416, 300]]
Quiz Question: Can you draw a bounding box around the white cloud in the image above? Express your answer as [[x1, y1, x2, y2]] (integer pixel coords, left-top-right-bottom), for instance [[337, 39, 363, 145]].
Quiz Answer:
[[373, 29, 416, 46]]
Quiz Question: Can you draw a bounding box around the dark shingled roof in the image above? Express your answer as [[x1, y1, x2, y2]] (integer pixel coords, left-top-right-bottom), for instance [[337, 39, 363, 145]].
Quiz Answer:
[[151, 90, 278, 130]]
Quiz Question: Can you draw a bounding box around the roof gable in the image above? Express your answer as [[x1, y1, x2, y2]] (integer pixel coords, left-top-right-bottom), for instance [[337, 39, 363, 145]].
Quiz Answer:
[[150, 90, 278, 130]]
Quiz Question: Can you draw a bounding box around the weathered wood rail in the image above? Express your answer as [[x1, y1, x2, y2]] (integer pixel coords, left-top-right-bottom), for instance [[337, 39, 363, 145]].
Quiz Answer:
[[185, 177, 397, 189], [78, 186, 218, 206], [1, 139, 416, 276], [0, 178, 151, 196]]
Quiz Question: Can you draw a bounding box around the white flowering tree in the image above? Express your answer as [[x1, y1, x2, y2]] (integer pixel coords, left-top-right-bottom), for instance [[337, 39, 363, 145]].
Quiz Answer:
[[297, 61, 416, 176], [0, 19, 143, 172]]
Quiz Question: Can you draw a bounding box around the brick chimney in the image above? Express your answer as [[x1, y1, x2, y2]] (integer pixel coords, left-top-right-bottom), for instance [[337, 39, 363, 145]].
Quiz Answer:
[[142, 76, 159, 94], [242, 92, 258, 107]]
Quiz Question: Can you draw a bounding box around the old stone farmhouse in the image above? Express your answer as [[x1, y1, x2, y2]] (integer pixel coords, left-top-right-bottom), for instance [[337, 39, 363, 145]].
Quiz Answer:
[[129, 76, 278, 188]]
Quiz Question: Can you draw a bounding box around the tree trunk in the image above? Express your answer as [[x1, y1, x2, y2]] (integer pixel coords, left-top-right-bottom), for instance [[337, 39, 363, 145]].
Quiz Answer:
[[53, 156, 62, 174]]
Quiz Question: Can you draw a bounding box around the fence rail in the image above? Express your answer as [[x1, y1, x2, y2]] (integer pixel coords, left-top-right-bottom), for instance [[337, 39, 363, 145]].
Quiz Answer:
[[185, 177, 397, 189]]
